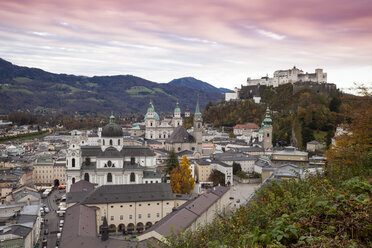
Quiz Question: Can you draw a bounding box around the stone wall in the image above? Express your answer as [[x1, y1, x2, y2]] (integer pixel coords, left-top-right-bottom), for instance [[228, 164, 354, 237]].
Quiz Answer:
[[293, 82, 339, 97]]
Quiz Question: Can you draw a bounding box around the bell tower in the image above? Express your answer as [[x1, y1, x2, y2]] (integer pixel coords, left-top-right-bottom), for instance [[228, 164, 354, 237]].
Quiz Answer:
[[262, 107, 273, 151], [193, 95, 203, 156]]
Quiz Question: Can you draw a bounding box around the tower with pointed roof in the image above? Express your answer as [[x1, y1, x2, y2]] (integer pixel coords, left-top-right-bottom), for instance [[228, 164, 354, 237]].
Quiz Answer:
[[262, 107, 273, 151], [172, 101, 183, 127], [193, 95, 203, 156]]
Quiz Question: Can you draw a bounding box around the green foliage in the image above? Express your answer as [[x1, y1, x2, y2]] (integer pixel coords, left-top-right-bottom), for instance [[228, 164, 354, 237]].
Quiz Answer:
[[163, 93, 372, 247], [166, 149, 179, 175], [232, 162, 242, 175], [208, 169, 225, 186]]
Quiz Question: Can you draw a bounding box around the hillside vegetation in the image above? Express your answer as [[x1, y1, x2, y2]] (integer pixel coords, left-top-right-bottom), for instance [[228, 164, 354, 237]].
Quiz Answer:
[[203, 83, 345, 149], [0, 58, 223, 114], [164, 89, 372, 247]]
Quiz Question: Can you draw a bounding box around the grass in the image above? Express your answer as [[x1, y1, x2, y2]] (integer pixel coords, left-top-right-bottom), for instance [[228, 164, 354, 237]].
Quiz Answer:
[[126, 86, 153, 94], [13, 77, 32, 83], [86, 97, 104, 103], [313, 130, 327, 142], [1, 85, 33, 94], [86, 82, 99, 87], [58, 84, 82, 93], [154, 87, 171, 96]]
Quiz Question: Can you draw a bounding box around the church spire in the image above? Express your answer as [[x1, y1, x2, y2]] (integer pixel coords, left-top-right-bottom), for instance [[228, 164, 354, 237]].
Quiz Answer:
[[195, 94, 201, 115]]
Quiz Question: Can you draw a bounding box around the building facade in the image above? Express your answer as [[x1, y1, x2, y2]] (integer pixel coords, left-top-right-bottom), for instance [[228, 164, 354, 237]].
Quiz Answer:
[[66, 115, 161, 191], [33, 156, 67, 186], [144, 101, 183, 141], [246, 67, 327, 87]]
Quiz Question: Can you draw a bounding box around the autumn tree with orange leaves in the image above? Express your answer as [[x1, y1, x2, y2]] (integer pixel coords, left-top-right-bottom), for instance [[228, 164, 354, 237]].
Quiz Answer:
[[170, 155, 195, 194]]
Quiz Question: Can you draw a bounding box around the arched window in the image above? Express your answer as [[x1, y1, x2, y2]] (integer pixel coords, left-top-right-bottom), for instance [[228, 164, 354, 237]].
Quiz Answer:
[[130, 172, 135, 182], [118, 139, 120, 145], [107, 161, 112, 167], [107, 173, 112, 183], [84, 173, 90, 182], [267, 133, 270, 137], [103, 139, 105, 145], [110, 139, 113, 146], [72, 178, 75, 184], [72, 158, 75, 168], [198, 123, 201, 128]]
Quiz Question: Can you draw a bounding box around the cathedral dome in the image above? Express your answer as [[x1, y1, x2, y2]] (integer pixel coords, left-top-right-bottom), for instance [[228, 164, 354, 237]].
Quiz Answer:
[[101, 115, 123, 137]]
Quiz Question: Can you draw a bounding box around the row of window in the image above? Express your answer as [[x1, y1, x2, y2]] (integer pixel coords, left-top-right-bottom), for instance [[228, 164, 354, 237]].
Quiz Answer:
[[109, 213, 160, 221], [36, 175, 65, 178], [102, 139, 120, 146], [109, 202, 169, 208]]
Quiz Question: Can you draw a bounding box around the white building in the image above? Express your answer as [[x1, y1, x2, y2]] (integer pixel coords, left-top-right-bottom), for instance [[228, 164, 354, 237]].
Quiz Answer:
[[246, 67, 327, 88], [66, 115, 161, 191], [144, 101, 183, 141]]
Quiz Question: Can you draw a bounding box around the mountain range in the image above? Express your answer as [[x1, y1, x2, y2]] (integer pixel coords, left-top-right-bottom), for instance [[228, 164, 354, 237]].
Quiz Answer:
[[0, 58, 227, 114]]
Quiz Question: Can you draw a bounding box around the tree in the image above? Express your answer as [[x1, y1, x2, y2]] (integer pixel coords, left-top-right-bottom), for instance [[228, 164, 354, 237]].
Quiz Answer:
[[166, 149, 178, 175], [208, 169, 225, 186], [170, 155, 195, 194], [326, 88, 372, 182], [232, 162, 242, 175]]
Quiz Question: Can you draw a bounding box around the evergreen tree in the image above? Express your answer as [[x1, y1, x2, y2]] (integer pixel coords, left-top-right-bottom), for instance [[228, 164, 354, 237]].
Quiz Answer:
[[170, 155, 195, 194], [166, 149, 178, 175], [232, 162, 242, 175], [208, 169, 225, 186]]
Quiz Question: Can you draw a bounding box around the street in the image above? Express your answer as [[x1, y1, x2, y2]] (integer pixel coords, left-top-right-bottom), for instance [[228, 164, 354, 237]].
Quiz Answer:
[[40, 189, 65, 248]]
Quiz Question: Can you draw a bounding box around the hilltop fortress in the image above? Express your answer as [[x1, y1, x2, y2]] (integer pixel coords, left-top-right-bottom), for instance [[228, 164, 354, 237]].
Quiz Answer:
[[247, 66, 327, 87], [226, 67, 337, 102]]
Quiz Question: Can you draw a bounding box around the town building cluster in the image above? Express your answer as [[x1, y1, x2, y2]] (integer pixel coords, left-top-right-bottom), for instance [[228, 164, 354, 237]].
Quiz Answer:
[[0, 94, 328, 247]]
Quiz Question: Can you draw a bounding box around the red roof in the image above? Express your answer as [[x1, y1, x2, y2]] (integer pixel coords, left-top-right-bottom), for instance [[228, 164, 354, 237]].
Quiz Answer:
[[234, 123, 259, 130]]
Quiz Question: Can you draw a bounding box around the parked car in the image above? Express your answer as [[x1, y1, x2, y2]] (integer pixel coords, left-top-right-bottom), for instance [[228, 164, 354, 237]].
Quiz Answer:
[[44, 229, 49, 235], [44, 207, 50, 213], [42, 237, 47, 245]]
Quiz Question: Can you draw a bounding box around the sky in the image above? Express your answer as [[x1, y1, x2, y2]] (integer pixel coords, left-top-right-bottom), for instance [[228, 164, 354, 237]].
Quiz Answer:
[[0, 0, 371, 92]]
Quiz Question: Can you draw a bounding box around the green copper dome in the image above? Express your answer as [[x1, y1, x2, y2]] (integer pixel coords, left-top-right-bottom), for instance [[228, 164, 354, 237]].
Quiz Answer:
[[144, 100, 160, 120], [174, 101, 181, 113]]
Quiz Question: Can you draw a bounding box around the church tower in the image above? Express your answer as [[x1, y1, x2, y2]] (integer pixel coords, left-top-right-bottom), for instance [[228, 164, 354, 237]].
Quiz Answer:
[[262, 107, 273, 151], [172, 101, 183, 127], [193, 95, 203, 156]]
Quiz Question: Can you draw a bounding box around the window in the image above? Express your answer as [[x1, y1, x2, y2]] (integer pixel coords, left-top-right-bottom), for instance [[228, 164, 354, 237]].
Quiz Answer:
[[157, 203, 159, 205], [129, 215, 132, 219], [166, 202, 169, 205], [130, 172, 135, 182], [85, 157, 90, 165], [110, 139, 113, 146], [107, 173, 112, 182], [130, 157, 135, 165], [84, 173, 89, 182], [103, 139, 105, 145], [107, 160, 112, 167], [72, 178, 75, 184], [138, 214, 142, 219], [111, 216, 114, 221], [147, 213, 151, 218], [148, 203, 150, 206], [129, 205, 132, 207], [120, 215, 123, 220], [72, 158, 75, 168], [120, 205, 123, 208], [267, 133, 270, 137], [139, 204, 142, 206], [118, 139, 120, 145], [156, 213, 160, 218], [111, 206, 114, 208]]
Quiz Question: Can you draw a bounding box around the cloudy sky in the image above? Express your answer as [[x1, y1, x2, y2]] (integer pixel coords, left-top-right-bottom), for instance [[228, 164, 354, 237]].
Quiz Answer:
[[0, 0, 371, 91]]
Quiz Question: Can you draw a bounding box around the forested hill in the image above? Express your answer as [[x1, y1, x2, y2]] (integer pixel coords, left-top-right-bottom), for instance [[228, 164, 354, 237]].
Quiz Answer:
[[203, 83, 347, 149], [0, 58, 223, 114]]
